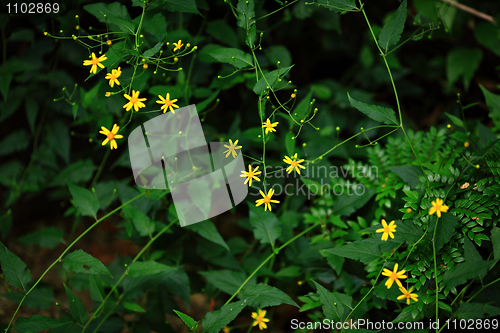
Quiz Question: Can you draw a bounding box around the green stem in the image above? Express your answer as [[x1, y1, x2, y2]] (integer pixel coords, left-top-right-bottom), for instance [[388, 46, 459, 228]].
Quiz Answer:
[[465, 276, 500, 304], [432, 216, 440, 332], [91, 149, 110, 187], [4, 193, 146, 333]]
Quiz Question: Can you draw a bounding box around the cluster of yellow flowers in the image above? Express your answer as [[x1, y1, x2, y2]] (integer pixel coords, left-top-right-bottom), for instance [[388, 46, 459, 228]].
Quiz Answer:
[[81, 41, 192, 150], [375, 198, 450, 305]]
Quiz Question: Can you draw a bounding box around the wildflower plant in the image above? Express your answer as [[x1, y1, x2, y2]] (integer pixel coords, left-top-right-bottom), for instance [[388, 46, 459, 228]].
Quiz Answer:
[[1, 0, 500, 332]]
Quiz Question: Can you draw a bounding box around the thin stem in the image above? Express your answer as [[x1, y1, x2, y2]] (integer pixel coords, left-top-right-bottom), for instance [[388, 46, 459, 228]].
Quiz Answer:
[[432, 216, 440, 332], [91, 149, 111, 188]]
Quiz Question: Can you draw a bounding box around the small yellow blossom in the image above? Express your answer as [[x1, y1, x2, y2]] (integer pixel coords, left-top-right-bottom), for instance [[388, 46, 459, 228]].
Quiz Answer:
[[291, 93, 296, 98], [99, 124, 123, 150], [105, 92, 111, 97], [83, 52, 107, 74], [174, 57, 179, 62], [240, 165, 262, 187], [464, 141, 469, 148], [376, 219, 396, 241], [76, 25, 79, 30], [222, 327, 230, 333], [255, 189, 280, 212], [283, 153, 306, 174], [406, 208, 412, 213], [476, 164, 480, 169], [106, 40, 112, 45], [44, 32, 48, 36], [105, 67, 121, 88], [397, 286, 419, 305], [173, 40, 184, 52], [223, 139, 242, 158], [428, 198, 449, 218], [262, 118, 279, 134], [143, 64, 148, 69], [73, 35, 77, 40], [251, 309, 270, 330], [381, 263, 407, 289], [123, 90, 147, 112], [156, 93, 179, 113], [447, 124, 451, 129]]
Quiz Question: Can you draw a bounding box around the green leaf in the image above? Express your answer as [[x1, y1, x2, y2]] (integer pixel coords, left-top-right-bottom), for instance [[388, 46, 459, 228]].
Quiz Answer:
[[84, 3, 135, 33], [186, 220, 229, 251], [205, 47, 253, 69], [292, 89, 313, 120], [0, 130, 29, 156], [429, 213, 458, 253], [474, 22, 500, 57], [457, 302, 486, 320], [239, 283, 299, 308], [324, 241, 383, 264], [443, 260, 493, 288], [122, 206, 155, 237], [89, 275, 105, 302], [479, 84, 500, 119], [63, 249, 112, 277], [248, 203, 282, 247], [347, 92, 399, 125], [122, 301, 146, 312], [47, 120, 70, 165], [389, 165, 424, 188], [2, 286, 54, 311], [143, 41, 164, 59], [25, 98, 38, 133], [18, 227, 65, 249], [200, 270, 252, 296], [265, 45, 292, 68], [378, 0, 407, 52], [50, 159, 95, 187], [396, 221, 424, 243], [445, 112, 465, 128], [236, 0, 255, 29], [127, 261, 174, 277], [202, 299, 251, 333], [64, 284, 88, 325], [332, 187, 375, 217], [285, 132, 295, 157], [161, 0, 200, 14], [253, 65, 294, 95], [0, 73, 12, 102], [447, 48, 483, 90], [174, 309, 197, 330], [13, 315, 73, 333], [313, 281, 352, 322], [463, 236, 482, 263], [316, 0, 358, 12], [0, 241, 32, 291], [491, 227, 500, 261], [246, 23, 257, 48], [207, 20, 239, 48], [67, 181, 99, 219]]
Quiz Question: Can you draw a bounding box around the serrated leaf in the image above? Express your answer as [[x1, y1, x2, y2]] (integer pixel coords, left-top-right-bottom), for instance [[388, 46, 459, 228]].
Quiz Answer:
[[64, 284, 88, 325], [128, 261, 174, 277], [13, 315, 73, 333], [443, 260, 493, 288], [429, 213, 458, 253], [396, 221, 424, 243], [63, 249, 112, 277], [1, 286, 55, 311], [313, 281, 352, 322], [89, 275, 105, 302], [317, 0, 358, 12], [186, 220, 229, 251], [161, 0, 200, 14], [248, 203, 282, 247], [447, 48, 482, 90], [491, 227, 500, 261], [253, 66, 294, 95], [0, 241, 32, 291], [122, 301, 146, 312], [202, 298, 253, 333], [324, 241, 383, 264], [18, 227, 65, 249], [174, 309, 197, 330], [389, 165, 424, 188], [122, 206, 155, 237], [239, 283, 299, 308], [479, 84, 500, 119], [205, 47, 253, 69], [347, 92, 398, 125], [378, 0, 407, 52], [200, 270, 253, 296], [236, 0, 255, 29], [143, 41, 164, 59], [67, 181, 99, 219]]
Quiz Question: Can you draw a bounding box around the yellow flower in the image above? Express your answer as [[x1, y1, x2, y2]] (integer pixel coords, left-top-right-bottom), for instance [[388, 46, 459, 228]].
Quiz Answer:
[[174, 57, 179, 63], [105, 67, 121, 88], [251, 309, 270, 330], [428, 198, 449, 218], [222, 327, 230, 333], [464, 141, 469, 148], [106, 40, 112, 45], [173, 40, 184, 52], [73, 36, 77, 40], [143, 64, 148, 69], [83, 52, 107, 74], [291, 93, 296, 98], [406, 208, 412, 213], [255, 189, 280, 212], [156, 93, 179, 113], [447, 124, 451, 129], [375, 219, 396, 241], [123, 90, 147, 112], [283, 153, 306, 175], [223, 139, 242, 158], [240, 165, 262, 187], [99, 124, 123, 150], [397, 286, 419, 305], [381, 263, 407, 289], [75, 25, 79, 30], [105, 92, 111, 97], [262, 118, 279, 134]]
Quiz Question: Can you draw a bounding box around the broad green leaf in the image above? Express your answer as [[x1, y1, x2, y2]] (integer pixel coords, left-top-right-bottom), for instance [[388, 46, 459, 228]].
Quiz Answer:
[[378, 0, 407, 52], [84, 3, 135, 33], [428, 213, 458, 253], [248, 203, 282, 247], [285, 132, 295, 157], [457, 303, 486, 320], [236, 0, 255, 29], [1, 286, 54, 311], [122, 206, 155, 237], [324, 241, 382, 264], [491, 227, 500, 261], [474, 22, 500, 57], [447, 48, 482, 90], [89, 275, 105, 302], [479, 84, 500, 119], [332, 187, 375, 216], [143, 41, 164, 59], [64, 284, 88, 325], [50, 159, 95, 187], [202, 298, 252, 333], [174, 309, 197, 330], [317, 0, 358, 12], [128, 261, 174, 277], [253, 65, 294, 95], [122, 301, 146, 312], [395, 221, 423, 243], [246, 23, 257, 48], [347, 92, 398, 125], [63, 249, 112, 277], [239, 283, 299, 308], [300, 178, 323, 196], [373, 283, 403, 302], [445, 112, 464, 128], [26, 98, 38, 133], [18, 227, 65, 249], [142, 12, 167, 42], [265, 45, 292, 68], [67, 181, 99, 219], [0, 130, 29, 156], [197, 90, 220, 113], [313, 281, 352, 322], [292, 89, 313, 120], [443, 260, 493, 288], [205, 47, 253, 69], [389, 165, 423, 188], [0, 241, 32, 291], [463, 236, 482, 263], [161, 0, 200, 14], [47, 120, 70, 165], [200, 270, 252, 296], [186, 220, 229, 251], [14, 315, 73, 333], [207, 20, 239, 48], [0, 73, 12, 102]]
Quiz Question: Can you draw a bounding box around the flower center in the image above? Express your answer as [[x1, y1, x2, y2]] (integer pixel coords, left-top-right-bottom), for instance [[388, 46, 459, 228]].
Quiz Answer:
[[390, 272, 398, 280], [435, 203, 441, 210], [291, 160, 298, 167], [130, 96, 138, 104], [384, 226, 391, 233], [263, 196, 271, 204], [107, 132, 115, 140], [92, 57, 100, 65], [257, 316, 264, 322]]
